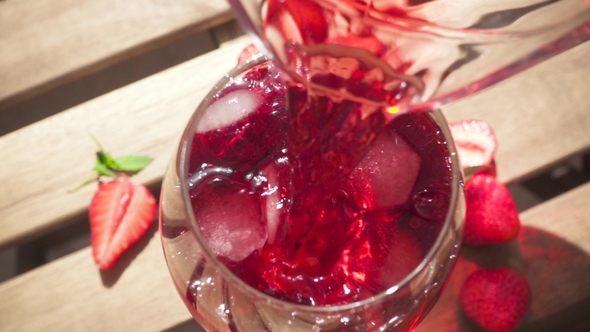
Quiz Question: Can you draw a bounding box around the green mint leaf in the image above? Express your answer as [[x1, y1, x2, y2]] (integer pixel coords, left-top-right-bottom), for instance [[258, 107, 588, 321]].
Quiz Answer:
[[112, 155, 153, 173], [94, 161, 117, 177]]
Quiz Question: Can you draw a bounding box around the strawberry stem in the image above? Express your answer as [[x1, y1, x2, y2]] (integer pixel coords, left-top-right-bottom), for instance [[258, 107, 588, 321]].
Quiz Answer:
[[68, 172, 100, 193]]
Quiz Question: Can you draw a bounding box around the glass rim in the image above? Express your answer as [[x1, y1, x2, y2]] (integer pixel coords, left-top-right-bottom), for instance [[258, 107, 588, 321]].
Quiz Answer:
[[176, 54, 464, 313]]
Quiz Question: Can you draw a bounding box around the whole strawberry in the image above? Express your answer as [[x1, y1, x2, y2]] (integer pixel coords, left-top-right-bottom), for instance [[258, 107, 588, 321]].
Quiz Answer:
[[460, 268, 531, 332], [463, 174, 520, 245]]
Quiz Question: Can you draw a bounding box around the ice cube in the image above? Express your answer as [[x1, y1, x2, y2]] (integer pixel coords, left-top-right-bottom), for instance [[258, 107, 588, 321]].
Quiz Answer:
[[196, 89, 263, 133], [351, 130, 421, 210], [191, 178, 267, 262], [378, 228, 423, 287]]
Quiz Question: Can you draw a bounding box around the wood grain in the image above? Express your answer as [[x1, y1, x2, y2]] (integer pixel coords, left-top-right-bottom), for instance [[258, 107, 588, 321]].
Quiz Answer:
[[0, 223, 194, 332], [0, 0, 231, 110]]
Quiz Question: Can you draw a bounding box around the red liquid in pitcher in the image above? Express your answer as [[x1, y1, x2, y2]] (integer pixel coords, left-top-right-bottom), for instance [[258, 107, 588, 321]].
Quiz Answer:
[[182, 61, 452, 307]]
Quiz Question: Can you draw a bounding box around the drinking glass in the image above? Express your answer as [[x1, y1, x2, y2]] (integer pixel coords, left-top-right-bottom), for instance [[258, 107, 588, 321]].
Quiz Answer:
[[160, 55, 465, 331], [228, 0, 590, 113]]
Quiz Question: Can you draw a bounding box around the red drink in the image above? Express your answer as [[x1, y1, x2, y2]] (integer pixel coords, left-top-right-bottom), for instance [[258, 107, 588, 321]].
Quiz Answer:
[[182, 61, 452, 308]]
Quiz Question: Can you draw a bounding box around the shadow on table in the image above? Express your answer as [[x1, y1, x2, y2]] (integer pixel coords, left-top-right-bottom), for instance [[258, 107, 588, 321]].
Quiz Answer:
[[417, 226, 590, 331], [98, 221, 159, 287], [162, 320, 206, 332]]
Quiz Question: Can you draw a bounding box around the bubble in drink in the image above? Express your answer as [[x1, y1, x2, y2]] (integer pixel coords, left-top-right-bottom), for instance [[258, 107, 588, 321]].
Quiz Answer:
[[190, 177, 267, 263]]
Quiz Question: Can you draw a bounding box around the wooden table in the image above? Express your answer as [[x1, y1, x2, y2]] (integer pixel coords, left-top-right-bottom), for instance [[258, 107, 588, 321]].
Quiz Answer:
[[1, 1, 589, 331]]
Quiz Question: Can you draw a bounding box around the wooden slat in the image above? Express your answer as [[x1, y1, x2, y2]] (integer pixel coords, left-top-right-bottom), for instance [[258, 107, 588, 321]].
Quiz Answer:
[[0, 36, 251, 250], [0, 223, 195, 332], [0, 0, 231, 111], [417, 181, 590, 332]]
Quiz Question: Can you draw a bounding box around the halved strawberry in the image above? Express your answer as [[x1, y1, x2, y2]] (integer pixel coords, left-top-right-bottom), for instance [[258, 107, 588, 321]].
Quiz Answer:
[[449, 120, 497, 176], [463, 174, 520, 246], [460, 268, 531, 332], [89, 175, 156, 270]]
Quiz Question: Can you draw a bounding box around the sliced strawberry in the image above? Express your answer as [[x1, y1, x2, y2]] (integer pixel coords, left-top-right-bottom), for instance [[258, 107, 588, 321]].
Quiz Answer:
[[463, 174, 520, 246], [460, 268, 531, 332], [89, 175, 156, 270], [449, 120, 497, 175]]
